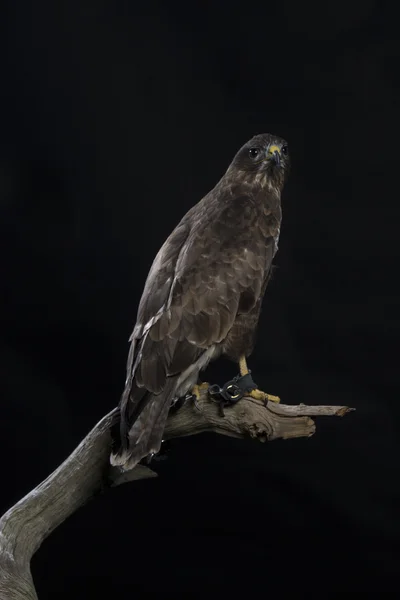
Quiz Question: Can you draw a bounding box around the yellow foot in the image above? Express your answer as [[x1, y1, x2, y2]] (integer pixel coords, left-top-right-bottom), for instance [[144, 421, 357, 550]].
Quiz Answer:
[[191, 382, 210, 401], [239, 356, 249, 377], [238, 356, 280, 404], [249, 389, 281, 404]]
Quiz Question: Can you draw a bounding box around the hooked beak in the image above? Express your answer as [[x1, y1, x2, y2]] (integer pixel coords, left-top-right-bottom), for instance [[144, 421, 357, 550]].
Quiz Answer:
[[267, 144, 281, 167]]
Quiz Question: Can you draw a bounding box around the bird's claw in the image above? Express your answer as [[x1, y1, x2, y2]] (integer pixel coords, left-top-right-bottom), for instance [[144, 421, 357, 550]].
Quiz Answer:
[[248, 388, 281, 405], [190, 382, 210, 400], [189, 382, 210, 411]]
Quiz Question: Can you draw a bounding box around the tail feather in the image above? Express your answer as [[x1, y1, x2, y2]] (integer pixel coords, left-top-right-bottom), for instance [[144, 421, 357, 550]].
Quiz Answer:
[[118, 381, 148, 450], [110, 378, 177, 470]]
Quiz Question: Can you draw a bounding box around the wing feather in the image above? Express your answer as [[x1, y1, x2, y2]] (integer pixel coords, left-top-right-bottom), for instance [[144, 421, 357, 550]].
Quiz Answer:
[[123, 192, 278, 414]]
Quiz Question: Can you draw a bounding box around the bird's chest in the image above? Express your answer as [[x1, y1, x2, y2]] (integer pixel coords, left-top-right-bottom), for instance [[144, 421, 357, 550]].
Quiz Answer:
[[191, 197, 281, 274], [244, 203, 282, 260]]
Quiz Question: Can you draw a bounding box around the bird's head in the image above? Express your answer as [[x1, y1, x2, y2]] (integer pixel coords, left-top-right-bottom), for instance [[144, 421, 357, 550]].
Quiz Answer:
[[227, 133, 290, 191]]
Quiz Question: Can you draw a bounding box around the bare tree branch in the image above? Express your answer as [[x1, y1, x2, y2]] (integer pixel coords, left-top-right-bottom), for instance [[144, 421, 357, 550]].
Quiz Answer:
[[0, 389, 354, 599]]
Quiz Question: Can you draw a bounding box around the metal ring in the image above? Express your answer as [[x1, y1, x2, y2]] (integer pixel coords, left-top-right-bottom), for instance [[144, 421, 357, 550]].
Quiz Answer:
[[208, 384, 222, 396], [225, 384, 241, 399]]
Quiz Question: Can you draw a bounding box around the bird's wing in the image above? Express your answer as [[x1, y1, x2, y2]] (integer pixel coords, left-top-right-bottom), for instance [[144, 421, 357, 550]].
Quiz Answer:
[[115, 193, 278, 466], [124, 218, 191, 384], [130, 194, 276, 395]]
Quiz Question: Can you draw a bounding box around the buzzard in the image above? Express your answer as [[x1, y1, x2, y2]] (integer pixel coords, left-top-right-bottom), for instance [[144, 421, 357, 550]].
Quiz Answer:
[[111, 133, 290, 470]]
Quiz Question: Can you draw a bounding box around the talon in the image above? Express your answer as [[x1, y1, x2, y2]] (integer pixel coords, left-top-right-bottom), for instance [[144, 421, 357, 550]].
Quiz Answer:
[[190, 382, 209, 401], [249, 389, 267, 402], [198, 382, 210, 392], [266, 393, 280, 404], [249, 389, 280, 404]]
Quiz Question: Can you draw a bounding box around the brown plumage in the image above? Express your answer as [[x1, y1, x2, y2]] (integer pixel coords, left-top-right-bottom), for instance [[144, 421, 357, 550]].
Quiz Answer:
[[110, 133, 290, 470]]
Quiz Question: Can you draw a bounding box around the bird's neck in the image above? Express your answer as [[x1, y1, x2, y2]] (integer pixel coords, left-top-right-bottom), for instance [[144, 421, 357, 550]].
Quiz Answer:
[[219, 170, 282, 207]]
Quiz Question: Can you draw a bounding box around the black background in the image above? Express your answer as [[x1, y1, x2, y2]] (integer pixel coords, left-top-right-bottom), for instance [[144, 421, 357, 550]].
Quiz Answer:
[[1, 1, 399, 596]]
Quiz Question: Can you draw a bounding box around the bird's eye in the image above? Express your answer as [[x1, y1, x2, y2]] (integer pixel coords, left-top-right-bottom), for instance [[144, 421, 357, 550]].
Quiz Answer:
[[281, 145, 288, 155], [248, 147, 260, 159]]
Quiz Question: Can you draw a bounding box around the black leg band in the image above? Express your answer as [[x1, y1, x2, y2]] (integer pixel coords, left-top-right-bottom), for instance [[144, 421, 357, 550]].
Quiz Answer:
[[208, 371, 258, 406]]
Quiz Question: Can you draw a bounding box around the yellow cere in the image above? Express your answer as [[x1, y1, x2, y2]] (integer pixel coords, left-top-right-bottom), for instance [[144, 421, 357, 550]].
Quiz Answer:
[[268, 145, 280, 155]]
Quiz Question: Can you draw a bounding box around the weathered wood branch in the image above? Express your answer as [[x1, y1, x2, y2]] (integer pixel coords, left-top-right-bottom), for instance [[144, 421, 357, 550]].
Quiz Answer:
[[0, 390, 354, 599]]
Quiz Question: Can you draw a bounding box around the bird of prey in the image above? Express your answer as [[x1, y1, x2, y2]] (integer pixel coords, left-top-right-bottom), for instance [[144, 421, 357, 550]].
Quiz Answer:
[[111, 133, 290, 470]]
